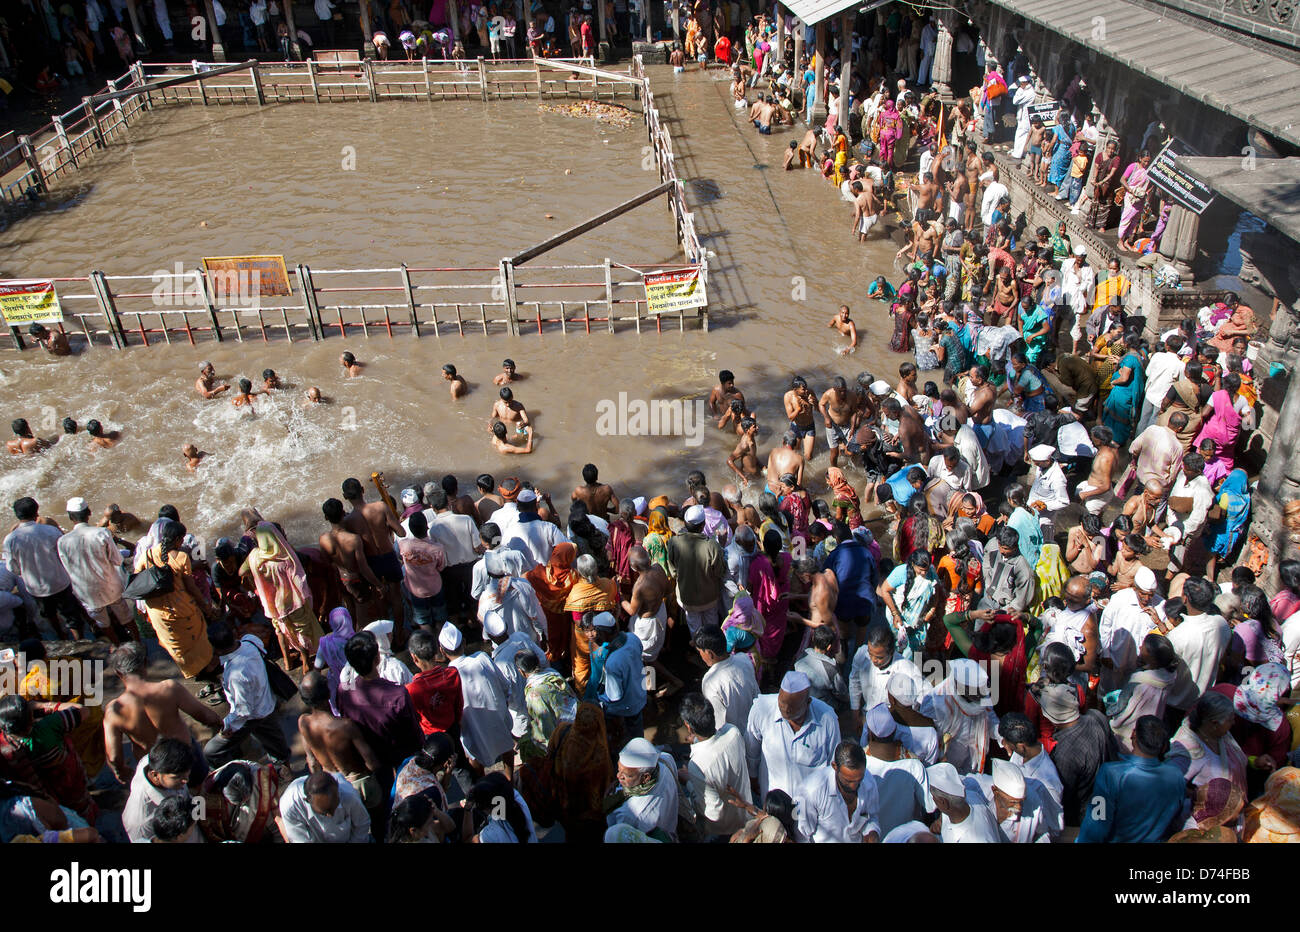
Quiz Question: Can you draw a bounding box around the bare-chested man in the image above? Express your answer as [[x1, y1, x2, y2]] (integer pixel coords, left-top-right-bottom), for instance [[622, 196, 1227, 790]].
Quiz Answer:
[[297, 671, 384, 813], [621, 546, 682, 696], [851, 179, 881, 241], [727, 417, 761, 486], [341, 477, 406, 628], [86, 419, 119, 449], [788, 556, 842, 660], [491, 421, 534, 454], [881, 397, 932, 465], [492, 358, 518, 386], [1078, 424, 1120, 516], [827, 305, 859, 354], [104, 642, 223, 789], [947, 169, 969, 227], [490, 386, 530, 437], [819, 376, 860, 469], [572, 463, 618, 516], [442, 363, 469, 400], [766, 429, 807, 494], [231, 378, 261, 410], [195, 361, 230, 399], [28, 323, 70, 356], [320, 496, 384, 623], [966, 365, 997, 427], [962, 140, 982, 231], [912, 172, 941, 214], [7, 418, 52, 456], [340, 352, 363, 377], [708, 369, 745, 420], [100, 503, 142, 546], [784, 375, 817, 461], [798, 127, 819, 167], [912, 212, 943, 265]]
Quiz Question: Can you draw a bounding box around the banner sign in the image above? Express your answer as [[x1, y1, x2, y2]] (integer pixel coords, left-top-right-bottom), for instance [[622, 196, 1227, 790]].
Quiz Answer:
[[1149, 138, 1216, 215], [0, 280, 63, 326], [201, 255, 292, 297], [643, 267, 707, 315]]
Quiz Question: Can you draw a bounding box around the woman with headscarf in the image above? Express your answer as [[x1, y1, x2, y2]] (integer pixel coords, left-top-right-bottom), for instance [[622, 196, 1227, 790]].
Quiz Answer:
[[876, 98, 904, 166], [1194, 372, 1244, 487], [1212, 663, 1293, 799], [1203, 469, 1251, 580], [563, 554, 618, 694], [945, 492, 995, 538], [548, 701, 614, 843], [642, 507, 674, 578], [314, 607, 354, 712], [721, 591, 765, 662], [1107, 633, 1178, 753], [826, 467, 862, 529], [1244, 766, 1300, 843], [1168, 690, 1249, 830], [135, 519, 219, 684], [749, 531, 790, 681], [525, 541, 580, 670], [776, 474, 811, 546], [1207, 298, 1258, 355], [242, 521, 320, 674]]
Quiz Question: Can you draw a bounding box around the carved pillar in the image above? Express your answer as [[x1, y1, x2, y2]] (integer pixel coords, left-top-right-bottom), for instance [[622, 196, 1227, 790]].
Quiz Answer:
[[838, 11, 852, 133], [813, 21, 827, 122], [931, 12, 954, 100], [1155, 204, 1199, 284], [793, 16, 803, 70]]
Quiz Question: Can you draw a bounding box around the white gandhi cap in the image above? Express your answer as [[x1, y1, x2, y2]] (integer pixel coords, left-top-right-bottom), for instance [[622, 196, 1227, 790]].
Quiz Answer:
[[926, 762, 965, 799], [992, 758, 1027, 798], [66, 497, 89, 513], [619, 737, 660, 769], [438, 624, 463, 651], [483, 613, 507, 639], [780, 670, 811, 694]]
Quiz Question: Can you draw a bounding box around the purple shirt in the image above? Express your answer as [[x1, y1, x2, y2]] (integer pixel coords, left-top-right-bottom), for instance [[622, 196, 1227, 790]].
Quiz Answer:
[[337, 677, 421, 772]]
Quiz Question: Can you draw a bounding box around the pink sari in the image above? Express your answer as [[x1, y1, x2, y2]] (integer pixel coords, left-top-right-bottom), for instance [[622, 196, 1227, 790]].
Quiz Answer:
[[878, 101, 904, 165], [1195, 389, 1241, 485], [749, 552, 790, 662]]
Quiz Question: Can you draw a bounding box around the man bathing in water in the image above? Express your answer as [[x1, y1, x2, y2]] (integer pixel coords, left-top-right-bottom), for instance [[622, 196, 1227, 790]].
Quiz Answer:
[[86, 420, 119, 449], [784, 375, 817, 461], [572, 463, 618, 516], [490, 386, 530, 437], [442, 364, 469, 400], [319, 496, 385, 623], [28, 323, 70, 356], [262, 369, 282, 391], [7, 419, 52, 456], [491, 421, 534, 454], [819, 376, 860, 469], [708, 370, 746, 422], [492, 358, 518, 386], [341, 477, 406, 629], [827, 304, 859, 352], [851, 180, 882, 242], [232, 379, 261, 409], [726, 417, 761, 487], [304, 387, 323, 406], [195, 362, 230, 399], [182, 444, 206, 472], [766, 429, 806, 493], [716, 398, 756, 435], [340, 352, 363, 378], [100, 504, 141, 545]]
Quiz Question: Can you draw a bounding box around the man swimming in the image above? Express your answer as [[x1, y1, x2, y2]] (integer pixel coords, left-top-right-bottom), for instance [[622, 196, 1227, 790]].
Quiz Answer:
[[726, 417, 761, 487], [86, 419, 119, 448], [262, 369, 282, 390], [195, 362, 230, 399], [492, 358, 518, 386], [28, 323, 70, 355], [827, 304, 859, 352], [491, 420, 534, 454], [340, 352, 363, 377], [490, 386, 530, 436], [182, 443, 206, 471], [442, 364, 469, 400], [232, 379, 261, 409], [7, 419, 52, 455]]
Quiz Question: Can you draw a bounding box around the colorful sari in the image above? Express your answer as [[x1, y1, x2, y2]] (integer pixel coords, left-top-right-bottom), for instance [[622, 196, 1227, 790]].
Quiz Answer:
[[1205, 469, 1251, 559], [1118, 161, 1150, 241], [1047, 123, 1074, 187], [1102, 351, 1145, 445], [642, 509, 674, 578], [1020, 303, 1051, 367], [1194, 389, 1242, 484], [749, 552, 790, 665], [243, 522, 320, 655], [549, 703, 614, 843], [526, 541, 579, 666], [889, 303, 915, 352], [877, 100, 904, 165], [827, 467, 862, 529]]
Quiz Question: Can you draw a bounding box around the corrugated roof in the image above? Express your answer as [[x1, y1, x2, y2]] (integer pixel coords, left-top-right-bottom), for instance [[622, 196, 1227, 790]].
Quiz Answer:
[[781, 0, 867, 28], [1177, 156, 1300, 243], [995, 0, 1300, 148]]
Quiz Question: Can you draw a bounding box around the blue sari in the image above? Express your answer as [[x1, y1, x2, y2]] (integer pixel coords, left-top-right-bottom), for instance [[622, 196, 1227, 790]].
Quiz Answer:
[[1102, 352, 1145, 445], [1205, 469, 1251, 558], [1048, 123, 1074, 187], [1009, 506, 1043, 567]]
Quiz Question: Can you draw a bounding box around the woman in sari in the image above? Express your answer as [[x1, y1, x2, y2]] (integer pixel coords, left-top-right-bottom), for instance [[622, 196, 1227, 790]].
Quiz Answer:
[[1203, 468, 1251, 579], [562, 554, 617, 695], [548, 702, 614, 844], [776, 474, 811, 546], [826, 467, 862, 529], [136, 519, 219, 683], [1117, 152, 1153, 251], [1195, 373, 1244, 485], [525, 541, 579, 670], [1101, 333, 1145, 445], [1169, 690, 1249, 831], [1020, 297, 1052, 367], [1208, 297, 1257, 354], [1244, 766, 1300, 843], [889, 296, 917, 353], [1045, 120, 1075, 194], [642, 507, 674, 578], [1087, 139, 1122, 230], [242, 521, 320, 674], [722, 591, 765, 658], [876, 99, 904, 166], [749, 531, 790, 684], [830, 123, 849, 185], [1088, 324, 1126, 406], [1007, 488, 1044, 567], [314, 606, 354, 712], [945, 492, 996, 538]]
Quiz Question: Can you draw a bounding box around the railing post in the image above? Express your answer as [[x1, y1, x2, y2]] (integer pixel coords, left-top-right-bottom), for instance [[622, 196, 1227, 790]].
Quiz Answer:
[[499, 258, 518, 336], [308, 59, 321, 102], [604, 257, 614, 333], [131, 62, 153, 110], [363, 59, 378, 101], [17, 135, 46, 193], [399, 263, 422, 337], [298, 264, 323, 340], [89, 270, 125, 349], [250, 61, 266, 105], [51, 115, 78, 168], [478, 56, 488, 100], [423, 57, 433, 100], [82, 98, 105, 148], [195, 62, 209, 105], [535, 59, 543, 99], [196, 268, 225, 342]]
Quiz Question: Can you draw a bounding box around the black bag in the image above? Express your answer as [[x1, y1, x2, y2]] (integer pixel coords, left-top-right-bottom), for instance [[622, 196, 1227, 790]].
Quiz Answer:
[[122, 562, 174, 600], [253, 640, 298, 702]]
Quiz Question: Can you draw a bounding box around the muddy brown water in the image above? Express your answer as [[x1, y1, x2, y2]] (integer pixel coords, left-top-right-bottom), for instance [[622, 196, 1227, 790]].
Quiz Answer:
[[0, 65, 907, 549]]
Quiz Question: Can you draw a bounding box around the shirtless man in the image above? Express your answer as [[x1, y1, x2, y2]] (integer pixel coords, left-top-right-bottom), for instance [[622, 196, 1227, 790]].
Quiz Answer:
[[442, 364, 469, 400], [621, 546, 682, 696], [827, 304, 859, 352], [896, 362, 921, 405], [783, 140, 801, 170], [784, 375, 817, 461], [882, 397, 932, 465], [726, 417, 761, 486], [912, 172, 941, 214], [708, 369, 746, 419], [7, 418, 52, 455], [262, 369, 282, 391], [231, 378, 261, 409], [766, 429, 807, 493], [340, 352, 363, 377], [967, 365, 997, 430], [340, 477, 405, 626], [788, 557, 842, 660], [492, 358, 518, 386], [912, 212, 943, 266], [851, 181, 880, 242], [797, 127, 819, 167], [303, 386, 323, 405], [490, 386, 530, 438], [104, 642, 223, 789], [1077, 425, 1120, 516], [100, 504, 142, 546], [181, 443, 206, 472], [572, 463, 618, 516], [962, 140, 982, 232], [195, 362, 230, 399], [716, 398, 753, 434], [27, 323, 70, 356], [320, 496, 384, 623], [491, 421, 534, 454], [947, 169, 969, 226], [819, 376, 860, 469], [297, 672, 384, 813], [86, 420, 119, 449]]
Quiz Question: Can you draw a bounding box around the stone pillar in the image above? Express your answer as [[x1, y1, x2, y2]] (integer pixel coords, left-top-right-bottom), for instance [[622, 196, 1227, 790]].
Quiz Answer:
[[793, 16, 803, 69], [203, 0, 226, 61], [931, 12, 955, 100], [813, 21, 826, 122], [776, 6, 786, 69], [448, 0, 459, 42], [597, 0, 607, 45], [1156, 204, 1199, 284], [125, 0, 149, 53], [838, 11, 852, 136], [359, 0, 376, 58]]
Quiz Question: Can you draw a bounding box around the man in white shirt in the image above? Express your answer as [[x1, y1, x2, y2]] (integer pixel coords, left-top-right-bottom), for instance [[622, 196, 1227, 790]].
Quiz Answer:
[[964, 758, 1060, 842], [203, 622, 291, 768], [56, 497, 132, 642], [847, 622, 922, 738], [863, 704, 929, 836], [2, 497, 88, 639], [315, 0, 338, 45], [745, 670, 841, 798], [796, 741, 882, 842], [681, 692, 750, 837], [122, 737, 195, 842], [980, 175, 1008, 228], [503, 490, 566, 569], [421, 486, 481, 616], [484, 612, 548, 736], [1009, 75, 1036, 159], [927, 761, 1002, 843], [1137, 335, 1186, 436], [607, 738, 679, 840], [1161, 452, 1215, 574], [696, 625, 759, 732], [999, 710, 1064, 804], [1165, 576, 1232, 712], [1097, 567, 1165, 693], [1027, 444, 1069, 534], [949, 422, 991, 490], [1060, 246, 1095, 350], [279, 771, 371, 842], [927, 445, 971, 491]]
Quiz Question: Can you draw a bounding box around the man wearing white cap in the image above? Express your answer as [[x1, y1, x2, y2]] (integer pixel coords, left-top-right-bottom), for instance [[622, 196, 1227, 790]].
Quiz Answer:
[[795, 739, 882, 843], [1026, 444, 1068, 534], [56, 496, 134, 642], [470, 542, 530, 602], [696, 625, 759, 733], [920, 658, 999, 774], [1061, 245, 1095, 351], [440, 624, 516, 775], [477, 550, 546, 646], [848, 622, 921, 737], [999, 711, 1064, 805], [926, 761, 1001, 843], [1009, 74, 1036, 159], [863, 703, 930, 836], [964, 758, 1061, 842], [745, 670, 841, 799], [607, 737, 679, 840], [1097, 566, 1165, 694], [592, 611, 647, 742], [666, 506, 725, 636], [484, 610, 549, 737], [886, 670, 941, 765], [502, 489, 566, 570]]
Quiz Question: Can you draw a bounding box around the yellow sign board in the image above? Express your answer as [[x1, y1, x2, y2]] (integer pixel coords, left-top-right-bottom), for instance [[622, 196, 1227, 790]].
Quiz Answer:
[[0, 279, 63, 326], [643, 267, 707, 316], [201, 255, 292, 298]]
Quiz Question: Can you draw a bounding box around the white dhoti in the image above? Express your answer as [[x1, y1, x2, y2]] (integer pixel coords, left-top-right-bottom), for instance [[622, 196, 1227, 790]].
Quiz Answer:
[[632, 602, 668, 663], [1075, 481, 1110, 515]]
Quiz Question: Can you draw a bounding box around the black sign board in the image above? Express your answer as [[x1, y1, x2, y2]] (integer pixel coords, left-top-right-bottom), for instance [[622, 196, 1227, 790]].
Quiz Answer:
[[1148, 138, 1216, 215], [1026, 99, 1059, 125]]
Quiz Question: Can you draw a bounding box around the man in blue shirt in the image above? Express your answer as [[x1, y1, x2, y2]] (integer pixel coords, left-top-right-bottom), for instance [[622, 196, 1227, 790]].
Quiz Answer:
[[1076, 716, 1184, 843], [824, 525, 879, 662], [595, 612, 647, 744]]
